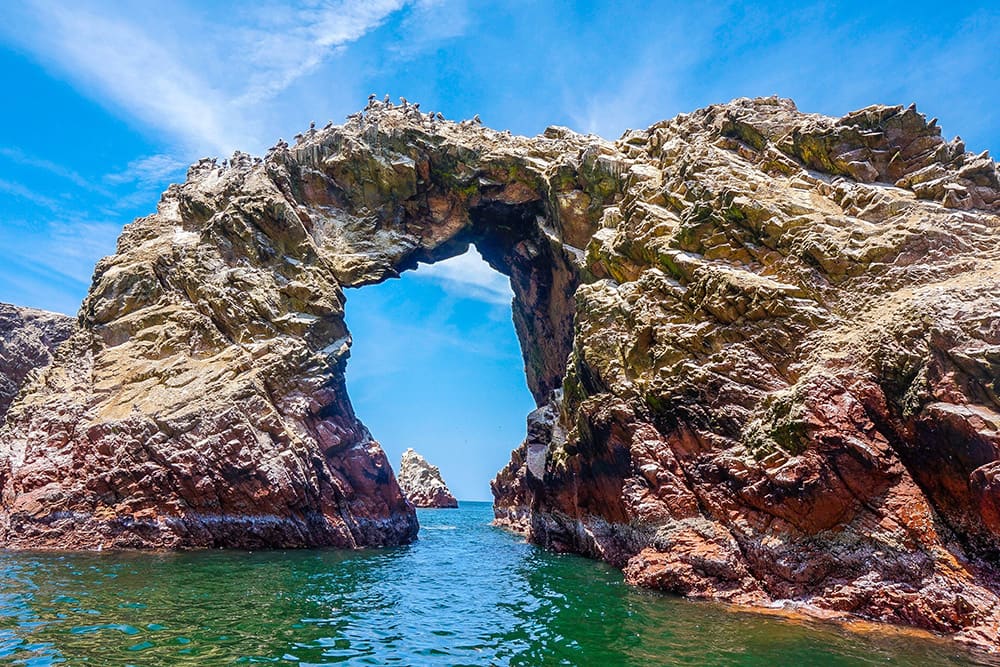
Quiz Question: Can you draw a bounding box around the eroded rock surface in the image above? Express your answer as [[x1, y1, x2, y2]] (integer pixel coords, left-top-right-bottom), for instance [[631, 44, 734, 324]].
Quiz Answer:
[[398, 449, 458, 508], [496, 99, 1000, 650], [0, 304, 73, 422], [3, 97, 1000, 649]]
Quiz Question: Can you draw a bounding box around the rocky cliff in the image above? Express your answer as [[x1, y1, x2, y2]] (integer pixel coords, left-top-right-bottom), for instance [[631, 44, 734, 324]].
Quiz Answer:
[[0, 304, 73, 423], [2, 97, 999, 649], [398, 448, 458, 508]]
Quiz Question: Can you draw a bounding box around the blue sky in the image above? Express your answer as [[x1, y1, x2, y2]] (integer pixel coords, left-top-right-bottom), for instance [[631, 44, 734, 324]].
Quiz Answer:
[[0, 1, 997, 499]]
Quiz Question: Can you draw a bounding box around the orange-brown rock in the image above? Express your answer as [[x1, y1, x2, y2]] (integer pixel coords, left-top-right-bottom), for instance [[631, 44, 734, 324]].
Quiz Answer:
[[3, 97, 1000, 651]]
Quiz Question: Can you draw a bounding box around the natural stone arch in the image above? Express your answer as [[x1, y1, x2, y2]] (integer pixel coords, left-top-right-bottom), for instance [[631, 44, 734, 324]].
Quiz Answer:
[[0, 111, 612, 549], [4, 98, 1000, 649]]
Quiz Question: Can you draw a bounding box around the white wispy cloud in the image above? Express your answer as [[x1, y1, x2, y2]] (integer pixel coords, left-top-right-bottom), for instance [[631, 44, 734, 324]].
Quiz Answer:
[[0, 252, 90, 315], [0, 178, 61, 210], [104, 154, 188, 188], [0, 216, 122, 282], [45, 219, 125, 282], [413, 247, 513, 305], [388, 0, 470, 58], [562, 10, 725, 139], [4, 1, 420, 155], [0, 216, 123, 313], [0, 147, 105, 193], [11, 3, 239, 155], [228, 0, 409, 107]]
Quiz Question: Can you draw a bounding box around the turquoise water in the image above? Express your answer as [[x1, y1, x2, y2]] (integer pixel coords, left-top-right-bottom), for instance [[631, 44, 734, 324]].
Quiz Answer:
[[0, 502, 992, 666]]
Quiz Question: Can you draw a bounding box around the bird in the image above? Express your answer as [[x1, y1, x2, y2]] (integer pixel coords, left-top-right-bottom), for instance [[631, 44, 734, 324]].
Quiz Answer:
[[324, 120, 334, 129], [412, 102, 420, 111], [473, 114, 481, 124], [400, 96, 408, 108], [384, 94, 390, 104], [293, 132, 303, 143], [436, 112, 445, 121]]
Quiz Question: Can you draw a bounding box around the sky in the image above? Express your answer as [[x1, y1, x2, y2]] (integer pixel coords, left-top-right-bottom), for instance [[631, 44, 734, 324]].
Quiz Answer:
[[0, 1, 997, 499]]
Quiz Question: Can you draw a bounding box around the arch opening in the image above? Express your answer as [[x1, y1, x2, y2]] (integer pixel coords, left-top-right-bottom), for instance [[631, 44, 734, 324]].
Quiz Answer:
[[344, 247, 534, 502], [348, 196, 582, 408], [337, 192, 583, 508]]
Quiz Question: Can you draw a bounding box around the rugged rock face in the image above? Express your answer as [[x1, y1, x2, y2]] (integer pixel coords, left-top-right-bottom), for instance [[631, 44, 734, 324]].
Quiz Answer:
[[495, 99, 1000, 650], [0, 304, 74, 422], [3, 96, 1000, 649], [398, 448, 458, 508]]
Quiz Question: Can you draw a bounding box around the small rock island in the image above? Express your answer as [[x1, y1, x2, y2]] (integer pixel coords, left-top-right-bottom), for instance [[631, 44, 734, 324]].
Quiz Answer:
[[398, 449, 458, 508]]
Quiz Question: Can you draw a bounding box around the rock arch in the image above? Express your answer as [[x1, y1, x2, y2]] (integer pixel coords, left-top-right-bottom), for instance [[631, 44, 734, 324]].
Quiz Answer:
[[0, 111, 609, 549], [4, 98, 1000, 649]]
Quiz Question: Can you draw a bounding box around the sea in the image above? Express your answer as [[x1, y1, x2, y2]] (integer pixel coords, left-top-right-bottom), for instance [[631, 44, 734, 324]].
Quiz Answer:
[[0, 501, 992, 665]]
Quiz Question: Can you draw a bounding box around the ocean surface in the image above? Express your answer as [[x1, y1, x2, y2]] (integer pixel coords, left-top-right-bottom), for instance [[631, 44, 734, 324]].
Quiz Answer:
[[0, 502, 992, 666]]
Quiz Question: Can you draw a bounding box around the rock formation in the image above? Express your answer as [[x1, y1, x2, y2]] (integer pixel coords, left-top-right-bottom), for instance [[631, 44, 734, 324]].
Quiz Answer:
[[397, 448, 458, 508], [2, 96, 1000, 649], [0, 304, 73, 422]]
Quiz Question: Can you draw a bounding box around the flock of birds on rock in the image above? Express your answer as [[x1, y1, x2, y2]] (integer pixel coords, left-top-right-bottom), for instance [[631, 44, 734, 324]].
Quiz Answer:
[[214, 94, 498, 170], [351, 94, 483, 130], [263, 95, 500, 158]]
